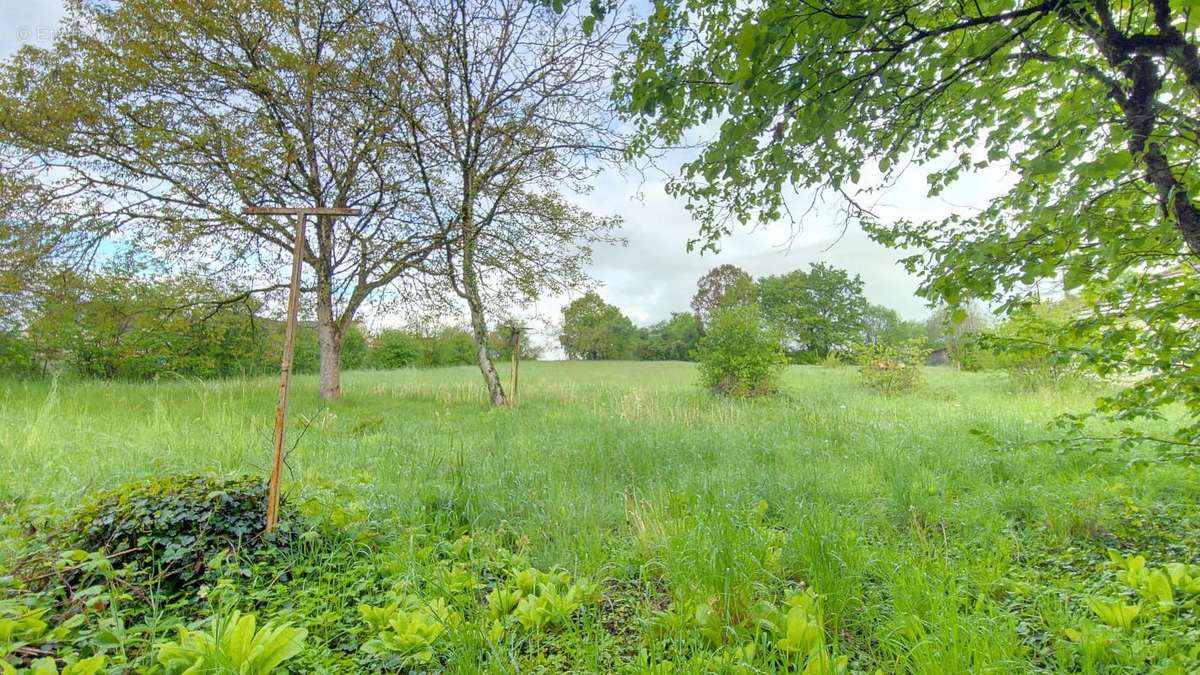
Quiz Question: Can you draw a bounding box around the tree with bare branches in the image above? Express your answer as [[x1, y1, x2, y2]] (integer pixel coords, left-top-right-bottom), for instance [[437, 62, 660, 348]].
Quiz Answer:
[[378, 0, 626, 406], [0, 0, 448, 399]]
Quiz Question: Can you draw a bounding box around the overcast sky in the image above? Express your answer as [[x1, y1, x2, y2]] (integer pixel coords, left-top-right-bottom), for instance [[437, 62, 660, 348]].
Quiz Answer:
[[2, 3, 1010, 352]]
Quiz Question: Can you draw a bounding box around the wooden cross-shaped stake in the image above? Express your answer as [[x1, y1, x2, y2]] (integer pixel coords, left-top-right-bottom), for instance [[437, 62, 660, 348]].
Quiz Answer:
[[244, 206, 360, 534]]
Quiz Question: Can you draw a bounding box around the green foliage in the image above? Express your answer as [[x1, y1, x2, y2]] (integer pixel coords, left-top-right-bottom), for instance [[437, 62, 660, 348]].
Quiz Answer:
[[616, 0, 1200, 451], [635, 312, 702, 361], [970, 298, 1084, 390], [17, 264, 297, 381], [60, 475, 279, 587], [367, 330, 423, 369], [758, 263, 867, 362], [695, 305, 786, 397], [1061, 550, 1200, 672], [0, 602, 105, 675], [156, 611, 306, 675], [340, 325, 368, 371], [359, 598, 455, 667], [0, 331, 40, 379], [278, 325, 319, 376], [860, 305, 925, 349], [925, 304, 991, 370], [690, 264, 756, 329], [856, 341, 923, 394], [1, 656, 106, 675], [423, 328, 477, 368], [559, 291, 638, 360], [499, 569, 599, 633], [367, 327, 477, 369]]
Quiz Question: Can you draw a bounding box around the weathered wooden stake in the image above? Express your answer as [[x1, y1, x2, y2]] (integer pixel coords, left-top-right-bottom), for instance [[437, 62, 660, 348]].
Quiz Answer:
[[510, 327, 521, 407], [244, 206, 359, 534]]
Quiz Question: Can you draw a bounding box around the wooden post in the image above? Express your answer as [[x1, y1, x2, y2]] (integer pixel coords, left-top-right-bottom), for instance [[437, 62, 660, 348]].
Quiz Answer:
[[266, 212, 305, 533], [510, 326, 521, 408], [244, 206, 359, 534]]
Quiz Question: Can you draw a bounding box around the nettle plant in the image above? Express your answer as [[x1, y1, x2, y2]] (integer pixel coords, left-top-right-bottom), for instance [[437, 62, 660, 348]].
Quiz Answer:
[[1065, 550, 1200, 671]]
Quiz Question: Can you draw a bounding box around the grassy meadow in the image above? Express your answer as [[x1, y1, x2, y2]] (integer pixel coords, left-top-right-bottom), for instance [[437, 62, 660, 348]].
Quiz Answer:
[[2, 362, 1198, 673]]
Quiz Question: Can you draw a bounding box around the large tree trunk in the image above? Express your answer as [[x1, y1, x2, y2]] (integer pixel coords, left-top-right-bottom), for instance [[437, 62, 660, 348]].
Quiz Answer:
[[316, 304, 342, 401], [461, 233, 508, 407], [314, 215, 343, 401]]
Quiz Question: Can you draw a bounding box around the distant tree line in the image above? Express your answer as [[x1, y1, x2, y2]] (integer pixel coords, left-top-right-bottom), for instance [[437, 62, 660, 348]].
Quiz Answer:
[[559, 263, 927, 364], [558, 265, 1081, 390], [0, 264, 539, 380]]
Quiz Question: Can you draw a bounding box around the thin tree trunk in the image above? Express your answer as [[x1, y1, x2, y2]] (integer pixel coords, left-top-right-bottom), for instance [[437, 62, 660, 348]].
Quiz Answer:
[[461, 233, 507, 407], [467, 295, 507, 406]]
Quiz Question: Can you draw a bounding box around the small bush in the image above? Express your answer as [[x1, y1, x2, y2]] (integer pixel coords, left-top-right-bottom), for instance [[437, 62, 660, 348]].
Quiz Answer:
[[0, 330, 41, 378], [857, 341, 923, 394], [695, 306, 787, 397], [341, 324, 369, 370], [370, 330, 423, 369], [59, 474, 287, 586]]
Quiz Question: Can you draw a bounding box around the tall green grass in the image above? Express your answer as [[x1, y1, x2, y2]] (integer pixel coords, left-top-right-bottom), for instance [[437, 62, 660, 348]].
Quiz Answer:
[[2, 362, 1196, 671]]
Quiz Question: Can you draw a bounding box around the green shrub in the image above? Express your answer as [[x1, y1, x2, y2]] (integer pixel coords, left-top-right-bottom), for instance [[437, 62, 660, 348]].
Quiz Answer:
[[818, 351, 845, 368], [0, 330, 41, 378], [948, 332, 988, 372], [340, 324, 369, 370], [277, 324, 320, 375], [694, 305, 787, 397], [985, 299, 1083, 390], [25, 268, 292, 381], [856, 341, 923, 394], [423, 328, 476, 367], [369, 330, 423, 369], [60, 475, 286, 587], [368, 328, 477, 369]]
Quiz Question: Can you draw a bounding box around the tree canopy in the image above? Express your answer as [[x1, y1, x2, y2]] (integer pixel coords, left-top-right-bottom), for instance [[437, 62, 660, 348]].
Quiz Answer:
[[861, 304, 925, 348], [690, 264, 756, 328], [559, 291, 638, 360], [0, 0, 624, 406], [636, 312, 703, 361], [0, 0, 446, 399], [618, 0, 1200, 449], [384, 0, 625, 405], [758, 262, 868, 360]]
